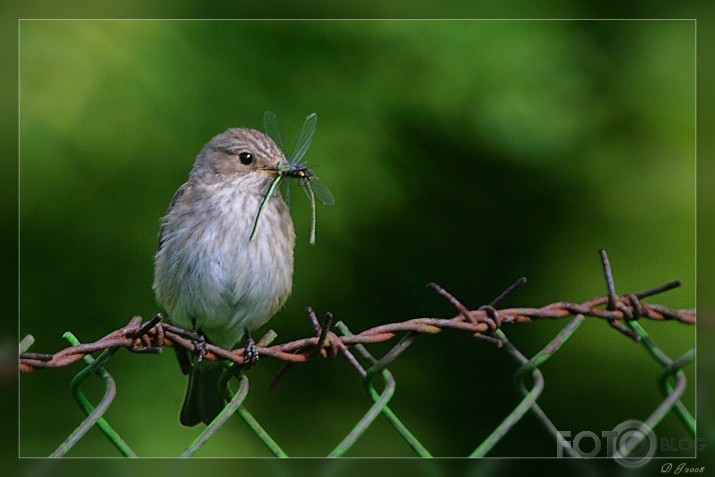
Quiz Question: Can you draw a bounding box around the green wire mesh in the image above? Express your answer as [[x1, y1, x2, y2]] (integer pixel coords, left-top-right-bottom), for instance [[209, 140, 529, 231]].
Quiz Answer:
[[30, 314, 693, 458], [20, 251, 695, 458]]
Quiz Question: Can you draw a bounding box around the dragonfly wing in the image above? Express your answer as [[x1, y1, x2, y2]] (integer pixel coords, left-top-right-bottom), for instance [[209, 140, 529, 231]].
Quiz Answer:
[[263, 111, 286, 152], [290, 113, 317, 165], [308, 177, 335, 207]]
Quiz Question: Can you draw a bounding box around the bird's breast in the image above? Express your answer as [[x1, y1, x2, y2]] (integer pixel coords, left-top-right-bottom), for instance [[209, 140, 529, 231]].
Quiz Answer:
[[154, 180, 296, 347]]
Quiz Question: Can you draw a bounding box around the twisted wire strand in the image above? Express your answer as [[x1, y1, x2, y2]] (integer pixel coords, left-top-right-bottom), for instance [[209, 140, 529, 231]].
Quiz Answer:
[[20, 278, 694, 372]]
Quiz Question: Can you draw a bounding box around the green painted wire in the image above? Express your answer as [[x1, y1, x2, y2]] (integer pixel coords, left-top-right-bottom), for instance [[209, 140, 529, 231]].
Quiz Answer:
[[512, 315, 586, 386], [328, 360, 431, 457], [237, 406, 288, 457], [234, 330, 288, 457], [19, 335, 35, 354], [471, 315, 585, 457], [52, 332, 136, 457], [628, 321, 695, 435], [362, 371, 432, 457], [361, 332, 431, 457], [657, 349, 696, 436], [326, 341, 397, 457], [182, 372, 250, 456], [328, 323, 431, 457], [182, 330, 288, 457]]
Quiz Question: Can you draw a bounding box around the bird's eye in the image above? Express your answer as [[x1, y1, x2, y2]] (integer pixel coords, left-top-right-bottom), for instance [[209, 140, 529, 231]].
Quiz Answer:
[[238, 152, 253, 165]]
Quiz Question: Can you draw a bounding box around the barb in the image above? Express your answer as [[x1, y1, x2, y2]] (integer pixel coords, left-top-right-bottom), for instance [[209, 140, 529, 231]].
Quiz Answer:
[[269, 308, 336, 391], [20, 251, 696, 459], [599, 249, 641, 341], [20, 255, 695, 372]]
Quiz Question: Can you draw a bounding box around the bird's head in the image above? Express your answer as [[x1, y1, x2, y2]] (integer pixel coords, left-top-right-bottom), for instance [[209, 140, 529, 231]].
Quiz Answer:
[[190, 128, 288, 186]]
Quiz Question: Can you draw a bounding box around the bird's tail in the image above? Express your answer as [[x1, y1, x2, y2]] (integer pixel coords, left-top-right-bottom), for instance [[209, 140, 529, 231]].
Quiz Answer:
[[178, 350, 227, 426]]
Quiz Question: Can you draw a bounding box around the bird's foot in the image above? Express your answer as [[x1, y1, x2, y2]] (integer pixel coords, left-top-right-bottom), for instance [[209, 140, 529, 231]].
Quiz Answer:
[[243, 330, 260, 369], [192, 332, 207, 364]]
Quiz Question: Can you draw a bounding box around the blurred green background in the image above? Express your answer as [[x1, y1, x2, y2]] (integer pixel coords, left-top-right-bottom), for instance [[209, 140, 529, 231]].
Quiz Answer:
[[19, 20, 695, 457]]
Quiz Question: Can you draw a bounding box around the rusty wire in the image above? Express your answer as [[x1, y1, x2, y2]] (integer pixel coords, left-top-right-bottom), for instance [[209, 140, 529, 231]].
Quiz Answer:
[[19, 253, 695, 374], [19, 250, 696, 458]]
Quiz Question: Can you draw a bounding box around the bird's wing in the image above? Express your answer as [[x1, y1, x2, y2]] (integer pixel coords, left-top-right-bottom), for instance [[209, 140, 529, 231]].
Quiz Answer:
[[157, 182, 192, 252]]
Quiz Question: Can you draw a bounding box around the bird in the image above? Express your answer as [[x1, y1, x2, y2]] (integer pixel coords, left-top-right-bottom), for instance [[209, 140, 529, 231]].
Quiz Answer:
[[153, 127, 296, 426]]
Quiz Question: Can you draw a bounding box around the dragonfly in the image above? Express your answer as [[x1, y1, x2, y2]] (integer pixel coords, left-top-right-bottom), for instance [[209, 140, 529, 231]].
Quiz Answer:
[[250, 111, 335, 244]]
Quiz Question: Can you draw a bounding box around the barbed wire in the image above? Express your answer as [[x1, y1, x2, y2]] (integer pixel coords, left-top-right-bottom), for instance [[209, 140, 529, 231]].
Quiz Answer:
[[19, 250, 695, 374]]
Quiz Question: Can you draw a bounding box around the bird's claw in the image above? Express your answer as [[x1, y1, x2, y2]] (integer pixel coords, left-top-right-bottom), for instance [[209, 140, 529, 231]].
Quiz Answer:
[[243, 331, 260, 369], [192, 333, 207, 364]]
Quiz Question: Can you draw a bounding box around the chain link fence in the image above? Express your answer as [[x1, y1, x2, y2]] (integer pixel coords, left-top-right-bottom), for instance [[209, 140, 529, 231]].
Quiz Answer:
[[19, 251, 695, 462]]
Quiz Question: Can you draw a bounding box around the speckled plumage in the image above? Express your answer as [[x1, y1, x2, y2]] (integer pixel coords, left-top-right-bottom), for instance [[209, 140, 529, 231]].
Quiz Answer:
[[153, 128, 295, 425]]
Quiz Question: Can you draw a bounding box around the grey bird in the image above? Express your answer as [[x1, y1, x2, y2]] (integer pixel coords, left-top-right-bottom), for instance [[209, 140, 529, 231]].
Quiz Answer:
[[154, 128, 295, 426]]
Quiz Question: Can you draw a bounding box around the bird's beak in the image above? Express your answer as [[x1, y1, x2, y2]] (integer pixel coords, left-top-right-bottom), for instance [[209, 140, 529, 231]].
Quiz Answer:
[[260, 167, 279, 176]]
